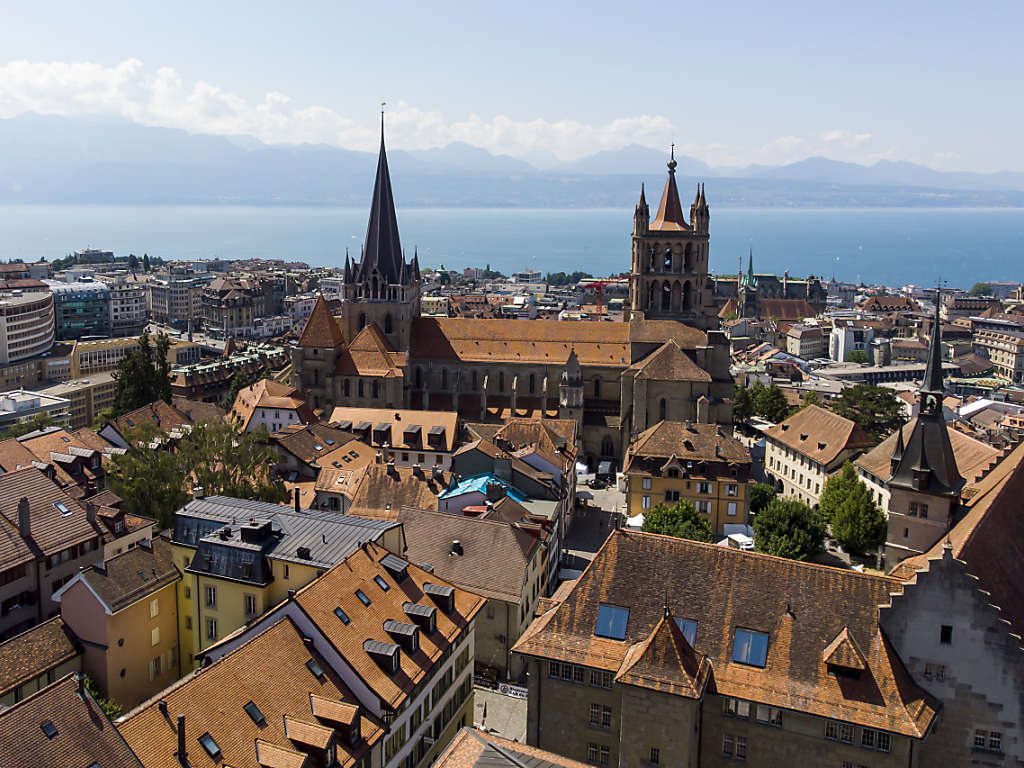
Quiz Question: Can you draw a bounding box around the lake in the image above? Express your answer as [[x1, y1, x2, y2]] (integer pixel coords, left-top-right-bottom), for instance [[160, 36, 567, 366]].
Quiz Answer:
[[0, 205, 1021, 288]]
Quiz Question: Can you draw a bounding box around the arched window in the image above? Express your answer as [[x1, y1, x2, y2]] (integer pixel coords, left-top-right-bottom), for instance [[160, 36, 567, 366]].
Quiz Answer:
[[529, 374, 536, 394], [684, 242, 693, 271], [601, 435, 614, 457], [372, 380, 379, 399], [499, 372, 505, 393], [384, 314, 393, 334], [472, 370, 478, 391], [662, 282, 672, 311], [663, 248, 673, 271], [593, 378, 601, 398], [415, 368, 422, 389], [441, 369, 448, 390], [358, 379, 364, 398], [344, 378, 350, 397], [358, 313, 366, 329], [649, 248, 656, 271], [659, 398, 667, 422]]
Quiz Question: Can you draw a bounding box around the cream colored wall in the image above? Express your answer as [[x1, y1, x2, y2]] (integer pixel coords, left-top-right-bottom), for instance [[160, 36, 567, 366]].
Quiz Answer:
[[105, 583, 180, 711], [626, 474, 749, 534], [765, 437, 828, 506]]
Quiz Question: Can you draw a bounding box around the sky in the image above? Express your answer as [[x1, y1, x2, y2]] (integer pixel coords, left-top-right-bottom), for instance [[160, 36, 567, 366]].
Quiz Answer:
[[0, 1, 1021, 171]]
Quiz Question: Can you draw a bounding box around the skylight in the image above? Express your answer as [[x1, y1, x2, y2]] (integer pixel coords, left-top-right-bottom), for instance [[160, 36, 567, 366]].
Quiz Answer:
[[325, 439, 335, 446], [356, 589, 371, 606], [41, 720, 58, 739], [732, 629, 769, 668], [198, 733, 222, 759], [243, 700, 266, 726], [314, 445, 323, 451], [374, 575, 390, 592], [306, 659, 325, 680], [53, 501, 71, 516], [594, 604, 629, 641], [674, 618, 698, 647], [334, 607, 351, 625]]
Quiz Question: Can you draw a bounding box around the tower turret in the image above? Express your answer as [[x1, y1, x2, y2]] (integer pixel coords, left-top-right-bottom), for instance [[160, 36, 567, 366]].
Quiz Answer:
[[633, 184, 649, 237], [558, 347, 584, 427]]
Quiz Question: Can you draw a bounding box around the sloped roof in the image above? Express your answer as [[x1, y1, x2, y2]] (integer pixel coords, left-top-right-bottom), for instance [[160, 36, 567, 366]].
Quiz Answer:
[[346, 465, 449, 522], [436, 727, 591, 768], [628, 339, 712, 382], [328, 407, 458, 452], [297, 296, 345, 349], [856, 420, 999, 485], [626, 421, 750, 467], [233, 379, 316, 430], [0, 437, 39, 472], [335, 323, 404, 377], [272, 422, 359, 466], [615, 613, 711, 698], [120, 616, 381, 768], [356, 125, 405, 285], [0, 618, 81, 698], [0, 467, 104, 557], [514, 530, 938, 737], [759, 299, 819, 321], [66, 538, 180, 614], [765, 405, 875, 466], [109, 399, 192, 439], [650, 156, 691, 232]]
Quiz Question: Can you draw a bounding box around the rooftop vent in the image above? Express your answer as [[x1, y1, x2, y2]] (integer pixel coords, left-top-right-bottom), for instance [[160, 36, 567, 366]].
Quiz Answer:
[[450, 540, 463, 557], [296, 546, 311, 560]]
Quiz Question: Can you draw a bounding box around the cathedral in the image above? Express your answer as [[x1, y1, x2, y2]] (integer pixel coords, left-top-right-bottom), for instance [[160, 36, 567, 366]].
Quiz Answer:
[[291, 125, 734, 469]]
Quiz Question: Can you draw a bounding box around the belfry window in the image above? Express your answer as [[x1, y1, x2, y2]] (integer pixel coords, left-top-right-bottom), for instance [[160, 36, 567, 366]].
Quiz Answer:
[[663, 248, 673, 271], [384, 314, 393, 334]]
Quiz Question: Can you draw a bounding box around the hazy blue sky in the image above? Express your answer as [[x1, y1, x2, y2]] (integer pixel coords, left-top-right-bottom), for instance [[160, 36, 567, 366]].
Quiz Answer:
[[1, 1, 1020, 171]]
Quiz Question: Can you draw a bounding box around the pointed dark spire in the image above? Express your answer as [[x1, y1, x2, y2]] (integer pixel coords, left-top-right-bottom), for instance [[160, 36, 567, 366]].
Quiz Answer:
[[920, 288, 946, 402], [357, 113, 404, 285], [651, 147, 689, 231], [638, 183, 646, 207]]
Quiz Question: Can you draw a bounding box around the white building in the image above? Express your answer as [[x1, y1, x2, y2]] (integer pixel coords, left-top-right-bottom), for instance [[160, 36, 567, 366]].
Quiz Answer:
[[0, 292, 55, 365], [106, 276, 147, 337], [829, 323, 874, 362]]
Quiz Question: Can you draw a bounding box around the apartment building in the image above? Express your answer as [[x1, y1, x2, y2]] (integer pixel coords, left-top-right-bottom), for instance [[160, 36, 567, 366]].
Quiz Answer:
[[623, 421, 752, 535], [45, 280, 111, 341], [70, 335, 201, 378], [201, 277, 259, 338], [168, 493, 404, 670], [398, 506, 545, 679], [0, 291, 55, 365], [0, 617, 81, 707], [785, 323, 825, 359], [229, 378, 316, 433], [763, 405, 875, 505], [0, 389, 71, 435], [148, 269, 210, 326], [182, 541, 486, 768], [973, 327, 1024, 384], [36, 371, 117, 429], [53, 538, 181, 710], [329, 406, 460, 471], [106, 275, 147, 337]]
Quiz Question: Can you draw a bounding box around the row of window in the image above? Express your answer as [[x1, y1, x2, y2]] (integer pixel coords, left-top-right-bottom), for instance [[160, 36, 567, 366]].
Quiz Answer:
[[548, 661, 614, 689], [723, 698, 783, 726], [640, 496, 739, 517], [824, 720, 891, 752], [641, 478, 738, 495]]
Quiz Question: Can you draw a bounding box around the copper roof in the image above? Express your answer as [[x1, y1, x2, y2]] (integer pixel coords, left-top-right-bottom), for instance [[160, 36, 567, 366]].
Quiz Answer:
[[297, 296, 345, 349], [0, 618, 81, 698], [514, 530, 938, 737], [765, 405, 875, 466]]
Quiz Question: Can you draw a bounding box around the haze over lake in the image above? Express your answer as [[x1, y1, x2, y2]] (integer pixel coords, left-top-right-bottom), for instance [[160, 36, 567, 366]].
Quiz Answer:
[[1, 205, 1021, 288]]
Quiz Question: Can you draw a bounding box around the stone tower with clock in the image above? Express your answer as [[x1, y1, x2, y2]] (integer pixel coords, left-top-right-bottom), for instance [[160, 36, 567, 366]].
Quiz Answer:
[[884, 293, 964, 567]]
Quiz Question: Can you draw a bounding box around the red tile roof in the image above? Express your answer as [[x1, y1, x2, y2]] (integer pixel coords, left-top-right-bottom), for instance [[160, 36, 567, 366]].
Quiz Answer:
[[297, 296, 345, 349]]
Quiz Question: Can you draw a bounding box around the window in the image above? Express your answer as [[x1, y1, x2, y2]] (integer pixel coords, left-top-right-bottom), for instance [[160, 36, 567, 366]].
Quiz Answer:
[[306, 659, 325, 680], [877, 732, 891, 752], [284, 564, 289, 579], [549, 661, 560, 679], [245, 595, 257, 616], [593, 378, 601, 398], [151, 627, 160, 646], [601, 705, 612, 729], [562, 663, 572, 680], [839, 723, 854, 743], [602, 671, 613, 689], [198, 733, 222, 759], [732, 629, 769, 667], [650, 747, 660, 765], [642, 477, 651, 490], [185, 617, 192, 630], [243, 700, 266, 726], [989, 732, 1002, 751], [940, 625, 953, 644], [600, 746, 609, 767], [356, 589, 371, 606], [735, 736, 747, 760], [920, 503, 929, 519], [588, 744, 598, 765], [595, 604, 629, 640], [674, 618, 697, 647], [723, 698, 749, 718], [726, 484, 738, 496], [723, 733, 734, 757], [206, 586, 217, 607], [861, 728, 875, 749], [923, 662, 946, 680], [698, 482, 711, 494], [590, 703, 600, 725], [207, 618, 217, 640], [573, 665, 584, 684], [590, 669, 600, 686], [728, 502, 737, 516], [149, 598, 159, 618], [373, 575, 390, 592], [148, 655, 162, 681], [825, 721, 839, 740], [664, 490, 680, 503], [642, 496, 651, 510]]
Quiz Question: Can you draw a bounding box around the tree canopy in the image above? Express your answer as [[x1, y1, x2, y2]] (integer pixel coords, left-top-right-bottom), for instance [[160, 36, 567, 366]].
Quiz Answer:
[[968, 282, 992, 296], [107, 332, 172, 420], [545, 271, 593, 287], [831, 384, 905, 442], [845, 350, 868, 364], [831, 481, 888, 557], [753, 497, 826, 562], [641, 500, 713, 543], [5, 412, 58, 438], [799, 391, 822, 411], [750, 483, 777, 514], [817, 461, 861, 525], [734, 381, 793, 424]]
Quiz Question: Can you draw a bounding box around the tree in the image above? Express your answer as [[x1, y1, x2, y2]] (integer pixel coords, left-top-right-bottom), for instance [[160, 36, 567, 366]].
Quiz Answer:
[[108, 422, 190, 530], [641, 500, 712, 543], [723, 310, 739, 321], [845, 350, 868, 364], [750, 483, 777, 514], [84, 676, 122, 721], [831, 482, 888, 557], [5, 412, 57, 438], [127, 253, 140, 271], [753, 497, 826, 561], [969, 282, 992, 297], [799, 391, 822, 411], [176, 420, 288, 506], [221, 369, 271, 410], [143, 253, 150, 271], [817, 461, 860, 525], [109, 332, 172, 419], [831, 384, 905, 442], [761, 384, 793, 423], [733, 384, 754, 422], [746, 380, 767, 417]]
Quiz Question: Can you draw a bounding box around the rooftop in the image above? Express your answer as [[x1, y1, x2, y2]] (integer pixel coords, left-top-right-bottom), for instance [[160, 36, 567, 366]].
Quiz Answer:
[[0, 618, 81, 698]]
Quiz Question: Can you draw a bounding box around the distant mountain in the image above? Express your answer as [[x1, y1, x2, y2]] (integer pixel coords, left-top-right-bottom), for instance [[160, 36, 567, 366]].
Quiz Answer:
[[1, 113, 1023, 206], [512, 148, 563, 171]]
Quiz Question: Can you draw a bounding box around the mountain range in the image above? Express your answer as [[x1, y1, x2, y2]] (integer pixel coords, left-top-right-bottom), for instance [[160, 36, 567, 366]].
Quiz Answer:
[[1, 112, 1023, 207]]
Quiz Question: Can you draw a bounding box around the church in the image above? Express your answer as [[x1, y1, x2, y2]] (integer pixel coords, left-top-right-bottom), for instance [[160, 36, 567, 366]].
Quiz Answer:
[[291, 125, 734, 470]]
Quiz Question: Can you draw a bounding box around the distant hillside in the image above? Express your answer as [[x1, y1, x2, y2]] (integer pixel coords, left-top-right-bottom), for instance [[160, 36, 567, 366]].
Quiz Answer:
[[1, 113, 1022, 207]]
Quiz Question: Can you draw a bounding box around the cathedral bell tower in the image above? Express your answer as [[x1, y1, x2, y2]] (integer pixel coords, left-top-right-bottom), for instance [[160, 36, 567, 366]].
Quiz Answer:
[[629, 147, 715, 329], [341, 114, 421, 351], [558, 347, 584, 429]]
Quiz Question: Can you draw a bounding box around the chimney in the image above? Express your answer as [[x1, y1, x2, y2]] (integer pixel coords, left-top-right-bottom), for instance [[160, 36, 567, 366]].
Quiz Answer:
[[18, 497, 30, 539], [412, 464, 423, 478], [176, 714, 187, 765], [193, 486, 204, 500], [294, 488, 301, 513], [386, 459, 397, 477], [158, 700, 168, 717], [86, 502, 96, 524], [450, 539, 463, 556], [685, 419, 692, 432], [485, 482, 507, 503]]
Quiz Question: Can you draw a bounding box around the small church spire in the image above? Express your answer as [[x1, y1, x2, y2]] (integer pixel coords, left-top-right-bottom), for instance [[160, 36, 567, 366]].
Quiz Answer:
[[920, 287, 946, 403]]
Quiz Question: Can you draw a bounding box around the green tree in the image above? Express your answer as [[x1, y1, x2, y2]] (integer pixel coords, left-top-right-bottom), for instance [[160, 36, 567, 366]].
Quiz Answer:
[[109, 332, 172, 419], [84, 676, 122, 721], [723, 310, 739, 321], [746, 380, 767, 417], [753, 497, 826, 561], [641, 500, 712, 543], [968, 282, 992, 297], [760, 383, 793, 423], [127, 253, 140, 271], [799, 391, 822, 411], [5, 412, 57, 438], [176, 420, 288, 506], [143, 253, 150, 271], [831, 383, 905, 442], [221, 369, 271, 410], [107, 422, 190, 530], [817, 461, 860, 525], [831, 482, 888, 557], [733, 384, 754, 422], [750, 483, 777, 514], [845, 350, 868, 364]]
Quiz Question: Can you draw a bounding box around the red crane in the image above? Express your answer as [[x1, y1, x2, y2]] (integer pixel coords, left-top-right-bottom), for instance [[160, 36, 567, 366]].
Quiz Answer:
[[585, 280, 620, 322]]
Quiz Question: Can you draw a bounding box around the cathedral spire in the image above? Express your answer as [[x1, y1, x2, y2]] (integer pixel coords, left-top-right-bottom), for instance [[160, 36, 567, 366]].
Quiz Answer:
[[357, 112, 404, 285], [651, 146, 690, 231], [920, 288, 946, 403]]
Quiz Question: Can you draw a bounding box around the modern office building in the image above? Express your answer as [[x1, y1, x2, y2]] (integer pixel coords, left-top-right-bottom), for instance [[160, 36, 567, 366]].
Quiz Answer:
[[45, 280, 111, 341], [0, 291, 55, 365]]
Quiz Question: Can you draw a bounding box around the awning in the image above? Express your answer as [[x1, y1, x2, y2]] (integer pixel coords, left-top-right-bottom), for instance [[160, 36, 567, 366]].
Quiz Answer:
[[575, 490, 594, 500]]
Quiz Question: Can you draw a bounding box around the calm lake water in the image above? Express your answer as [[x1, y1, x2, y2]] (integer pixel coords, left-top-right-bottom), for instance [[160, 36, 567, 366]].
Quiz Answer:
[[0, 205, 1021, 288]]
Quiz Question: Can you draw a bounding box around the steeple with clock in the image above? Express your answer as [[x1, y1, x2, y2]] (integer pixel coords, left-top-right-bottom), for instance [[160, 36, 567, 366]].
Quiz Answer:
[[884, 289, 964, 568]]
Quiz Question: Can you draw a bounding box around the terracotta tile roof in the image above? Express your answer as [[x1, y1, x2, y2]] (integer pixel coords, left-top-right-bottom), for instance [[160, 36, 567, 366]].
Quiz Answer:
[[856, 420, 1000, 485], [232, 379, 316, 430], [313, 444, 376, 496], [628, 339, 712, 382], [625, 421, 751, 479], [615, 613, 712, 698], [0, 437, 39, 472], [435, 727, 591, 768], [120, 616, 382, 768], [296, 295, 345, 348], [0, 674, 145, 768], [514, 530, 938, 737], [860, 296, 921, 313], [18, 429, 103, 490], [758, 298, 819, 321], [272, 423, 359, 466], [397, 506, 537, 603], [346, 464, 448, 521], [765, 405, 875, 466], [109, 399, 192, 440], [0, 617, 81, 698], [627, 318, 707, 349], [62, 538, 180, 614], [0, 467, 105, 557], [891, 440, 1024, 644], [171, 397, 227, 424], [335, 323, 406, 378], [89, 489, 124, 508], [70, 428, 118, 452], [492, 417, 578, 458], [650, 168, 691, 232], [328, 407, 459, 452], [292, 541, 486, 710]]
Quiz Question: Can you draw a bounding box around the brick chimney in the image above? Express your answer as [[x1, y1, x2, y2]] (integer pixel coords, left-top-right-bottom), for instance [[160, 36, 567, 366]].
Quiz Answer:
[[86, 502, 96, 524], [18, 497, 30, 538]]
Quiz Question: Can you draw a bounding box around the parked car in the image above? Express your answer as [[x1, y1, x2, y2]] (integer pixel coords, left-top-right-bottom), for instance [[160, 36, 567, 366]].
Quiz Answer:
[[588, 478, 608, 490]]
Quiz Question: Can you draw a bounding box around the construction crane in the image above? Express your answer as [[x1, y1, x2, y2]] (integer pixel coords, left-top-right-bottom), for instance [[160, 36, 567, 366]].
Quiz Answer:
[[585, 280, 619, 322]]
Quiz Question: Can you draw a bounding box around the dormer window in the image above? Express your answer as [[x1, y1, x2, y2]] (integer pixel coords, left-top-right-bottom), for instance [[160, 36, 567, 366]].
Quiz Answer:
[[732, 629, 769, 668]]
